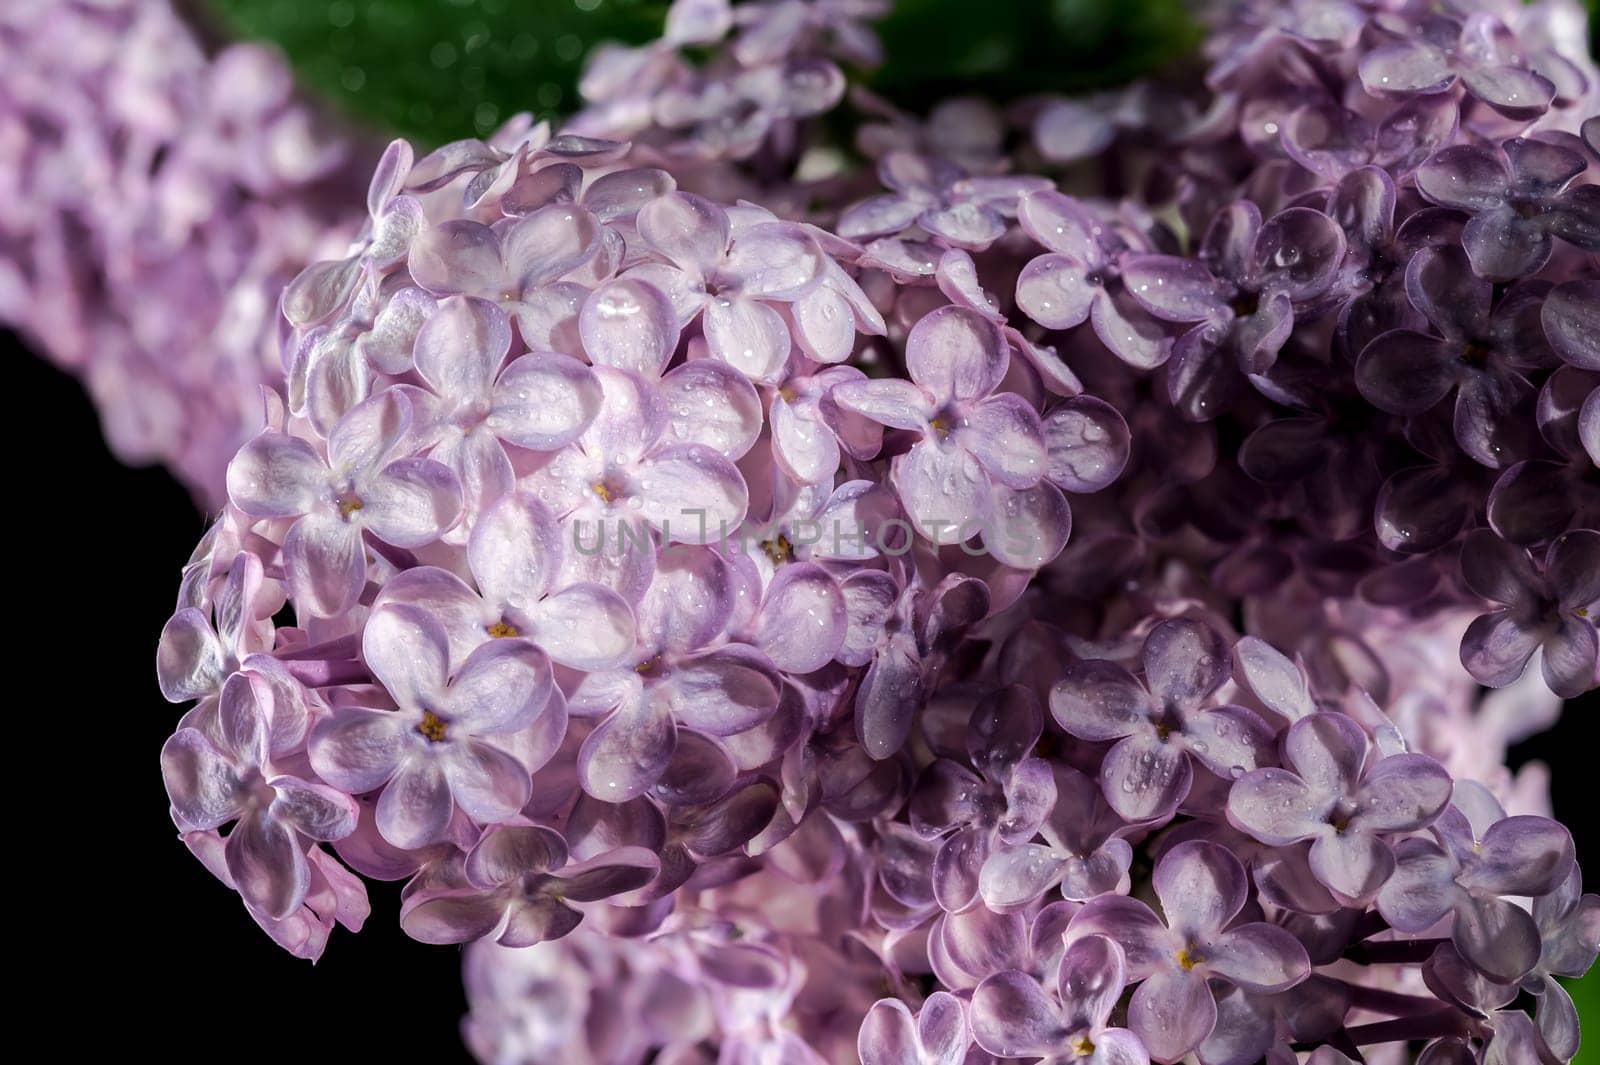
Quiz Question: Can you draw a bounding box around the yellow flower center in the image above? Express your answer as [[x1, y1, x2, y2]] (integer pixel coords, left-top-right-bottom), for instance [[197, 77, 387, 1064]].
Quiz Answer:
[[1176, 946, 1202, 971], [1070, 1034, 1096, 1056], [591, 481, 615, 503], [417, 710, 449, 743], [487, 620, 519, 638], [762, 534, 795, 566], [336, 492, 364, 517]]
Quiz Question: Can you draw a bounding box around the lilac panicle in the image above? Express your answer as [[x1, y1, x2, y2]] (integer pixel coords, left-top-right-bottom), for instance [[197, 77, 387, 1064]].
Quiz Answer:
[[129, 0, 1600, 1060]]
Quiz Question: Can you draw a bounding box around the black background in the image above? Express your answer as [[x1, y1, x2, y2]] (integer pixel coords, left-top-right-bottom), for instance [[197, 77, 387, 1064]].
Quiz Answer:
[[13, 328, 1594, 1057], [13, 331, 470, 1059]]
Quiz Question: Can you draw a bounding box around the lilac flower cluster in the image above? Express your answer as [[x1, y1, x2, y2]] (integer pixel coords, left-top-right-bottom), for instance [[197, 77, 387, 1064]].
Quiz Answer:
[[133, 0, 1600, 1061], [0, 0, 365, 505]]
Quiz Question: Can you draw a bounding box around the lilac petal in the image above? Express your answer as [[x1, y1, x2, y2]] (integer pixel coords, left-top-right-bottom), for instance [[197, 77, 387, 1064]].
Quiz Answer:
[[1016, 254, 1094, 330], [1058, 933, 1127, 1032], [1537, 978, 1580, 1060], [1456, 894, 1543, 983], [465, 824, 568, 886], [987, 481, 1072, 570], [1284, 711, 1368, 797], [1550, 531, 1600, 611], [892, 441, 991, 545], [1465, 816, 1576, 898], [161, 730, 242, 829], [858, 999, 920, 1065], [502, 204, 601, 291], [1018, 191, 1101, 260], [512, 282, 586, 351], [934, 825, 993, 913], [1183, 706, 1272, 778], [270, 778, 358, 841], [1463, 208, 1553, 282], [1355, 754, 1454, 832], [961, 393, 1047, 489], [723, 223, 824, 300], [1033, 100, 1115, 163], [1462, 65, 1555, 118], [1061, 841, 1133, 903], [578, 690, 676, 801], [1143, 618, 1229, 710], [580, 278, 681, 377], [1094, 289, 1171, 370], [637, 191, 731, 274], [226, 811, 308, 920], [553, 846, 660, 900], [157, 609, 226, 702], [970, 970, 1066, 1058], [226, 433, 326, 518], [409, 219, 505, 298], [1356, 330, 1457, 414], [527, 584, 637, 671], [1359, 40, 1454, 95], [1462, 610, 1544, 688], [792, 284, 857, 364], [359, 458, 463, 548], [1378, 839, 1458, 932], [1123, 255, 1228, 323], [1542, 281, 1600, 371], [1207, 923, 1310, 992], [1103, 733, 1192, 822], [283, 514, 365, 618], [490, 352, 603, 451], [468, 492, 561, 608], [1043, 397, 1130, 494], [1461, 528, 1541, 607], [1416, 145, 1511, 212], [1233, 291, 1294, 375], [1253, 208, 1345, 301], [414, 296, 509, 403], [441, 638, 551, 733], [755, 565, 847, 674], [376, 758, 453, 849], [907, 305, 1008, 404], [363, 602, 450, 709], [833, 378, 933, 431], [683, 782, 777, 857], [1228, 769, 1324, 845], [1544, 618, 1599, 699], [979, 844, 1068, 911], [1166, 325, 1236, 421], [916, 993, 971, 1065], [703, 295, 790, 382], [1546, 185, 1600, 251], [580, 167, 674, 222], [838, 194, 924, 242], [1130, 967, 1217, 1065], [664, 648, 780, 736], [1050, 659, 1152, 741], [636, 545, 733, 653], [1068, 895, 1172, 978], [307, 708, 407, 794], [636, 444, 749, 543], [1232, 637, 1314, 722], [1484, 1010, 1560, 1065], [1155, 840, 1248, 939], [856, 636, 924, 759], [1308, 828, 1394, 900], [660, 360, 763, 460], [772, 390, 842, 484], [922, 201, 1007, 250], [400, 891, 505, 945]]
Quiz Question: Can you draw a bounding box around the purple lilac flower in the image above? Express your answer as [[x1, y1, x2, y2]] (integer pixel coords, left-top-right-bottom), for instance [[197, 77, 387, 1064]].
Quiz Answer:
[[858, 991, 972, 1065], [1066, 841, 1311, 1063], [1227, 711, 1453, 900], [1122, 203, 1345, 419], [1379, 783, 1576, 983], [1050, 618, 1275, 821], [970, 935, 1148, 1064], [1414, 138, 1600, 282], [1459, 528, 1599, 697], [309, 604, 554, 848]]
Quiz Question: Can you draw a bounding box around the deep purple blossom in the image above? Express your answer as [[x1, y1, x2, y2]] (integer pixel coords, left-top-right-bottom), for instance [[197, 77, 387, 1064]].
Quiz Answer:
[[1415, 139, 1600, 282], [970, 935, 1148, 1064], [1458, 528, 1599, 697], [1123, 203, 1345, 419]]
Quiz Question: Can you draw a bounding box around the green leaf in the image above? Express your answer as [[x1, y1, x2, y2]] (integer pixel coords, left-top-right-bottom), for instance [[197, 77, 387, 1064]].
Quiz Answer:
[[203, 0, 668, 145]]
